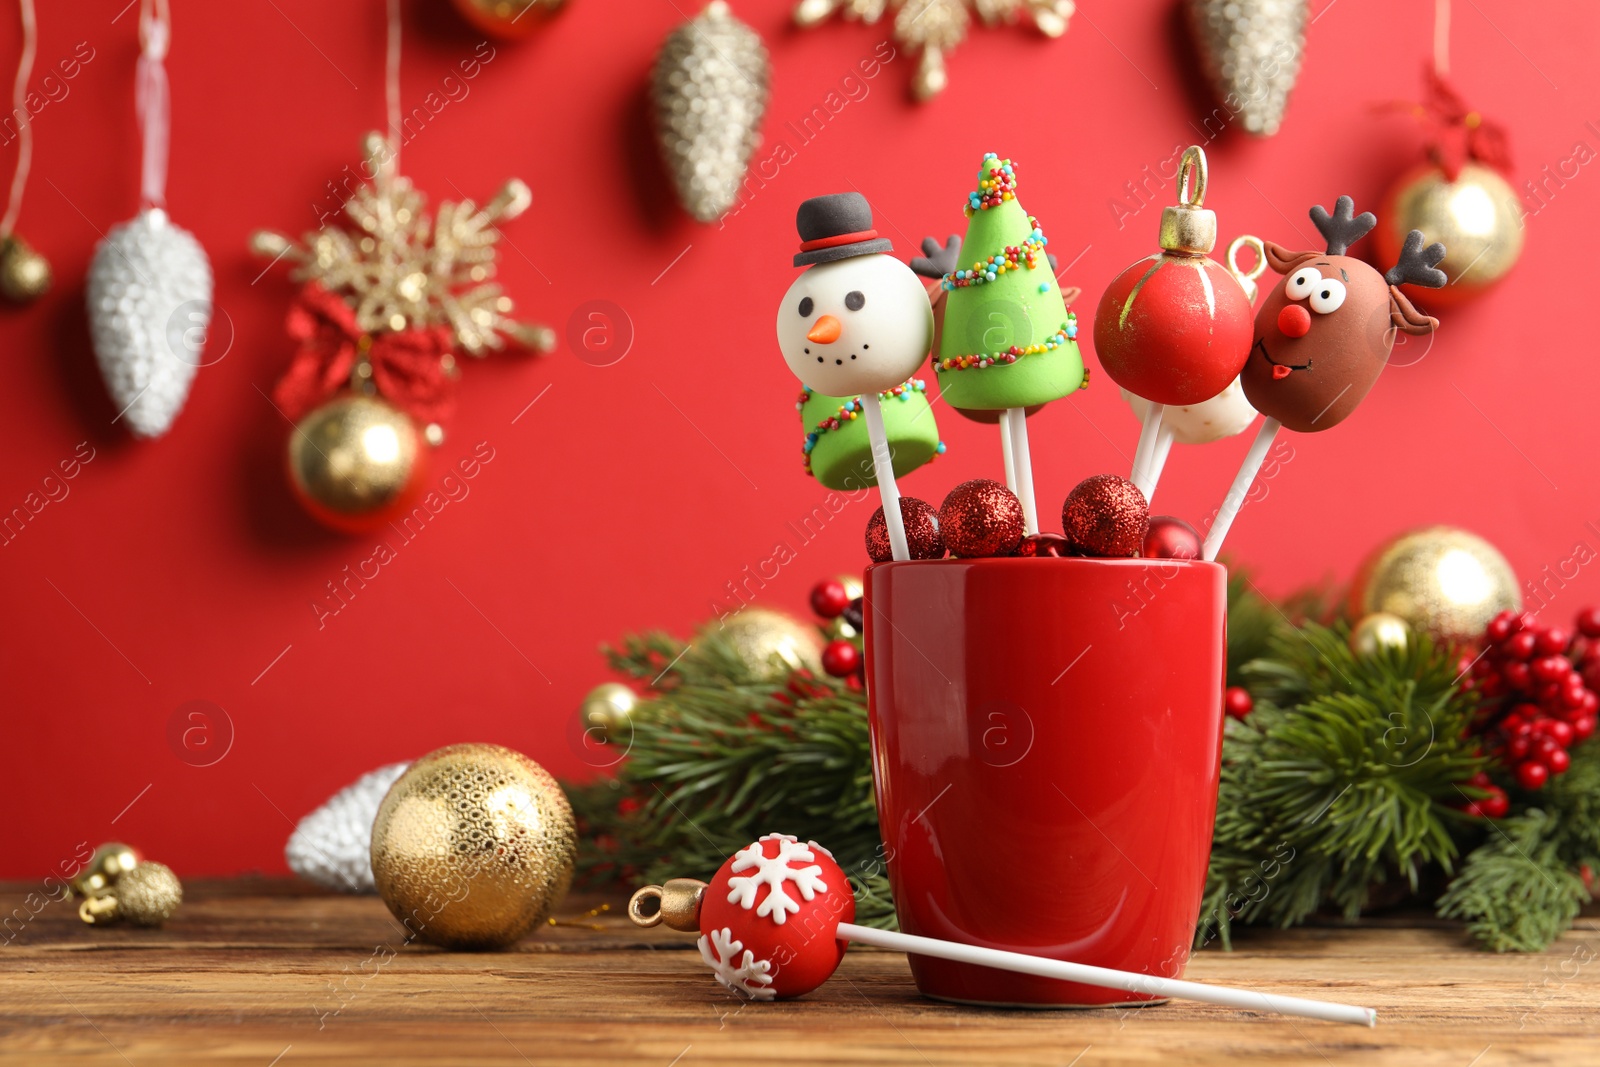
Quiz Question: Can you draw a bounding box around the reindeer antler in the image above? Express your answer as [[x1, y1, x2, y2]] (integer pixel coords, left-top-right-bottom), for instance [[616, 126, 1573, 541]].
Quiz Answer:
[[1384, 229, 1448, 289], [1308, 196, 1377, 256]]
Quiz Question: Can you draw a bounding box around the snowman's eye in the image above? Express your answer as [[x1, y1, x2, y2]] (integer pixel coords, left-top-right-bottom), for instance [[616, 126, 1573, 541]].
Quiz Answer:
[[1285, 267, 1320, 301], [844, 291, 865, 311], [797, 296, 814, 317]]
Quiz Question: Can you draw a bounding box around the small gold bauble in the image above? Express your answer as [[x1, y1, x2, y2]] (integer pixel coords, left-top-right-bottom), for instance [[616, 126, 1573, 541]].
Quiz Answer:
[[1350, 612, 1411, 657], [835, 574, 864, 602], [114, 862, 183, 927], [707, 607, 824, 679], [71, 842, 141, 898], [1376, 162, 1524, 304], [0, 234, 52, 301], [1350, 526, 1521, 647], [288, 394, 424, 533], [371, 743, 576, 950], [580, 682, 640, 740]]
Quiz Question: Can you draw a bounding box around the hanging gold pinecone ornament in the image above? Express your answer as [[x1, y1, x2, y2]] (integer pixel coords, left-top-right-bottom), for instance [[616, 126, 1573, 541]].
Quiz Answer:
[[650, 2, 770, 223], [796, 0, 1073, 102], [1185, 0, 1307, 137]]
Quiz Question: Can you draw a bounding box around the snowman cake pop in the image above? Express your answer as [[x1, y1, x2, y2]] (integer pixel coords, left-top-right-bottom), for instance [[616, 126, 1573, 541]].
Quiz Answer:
[[778, 193, 934, 560]]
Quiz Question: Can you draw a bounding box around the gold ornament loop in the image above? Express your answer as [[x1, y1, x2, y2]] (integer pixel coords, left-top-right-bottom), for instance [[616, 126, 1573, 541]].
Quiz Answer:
[[627, 885, 664, 928], [78, 895, 118, 925], [628, 878, 707, 932], [1177, 145, 1208, 207], [1160, 146, 1217, 256], [1227, 235, 1268, 304]]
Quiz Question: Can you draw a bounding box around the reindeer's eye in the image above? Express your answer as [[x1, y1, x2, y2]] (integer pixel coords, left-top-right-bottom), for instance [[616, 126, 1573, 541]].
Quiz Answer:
[[1309, 278, 1347, 314], [1286, 267, 1321, 301]]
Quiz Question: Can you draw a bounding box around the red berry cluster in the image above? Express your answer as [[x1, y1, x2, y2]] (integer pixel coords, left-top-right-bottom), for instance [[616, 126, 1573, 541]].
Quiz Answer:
[[810, 578, 865, 687], [1464, 608, 1600, 792]]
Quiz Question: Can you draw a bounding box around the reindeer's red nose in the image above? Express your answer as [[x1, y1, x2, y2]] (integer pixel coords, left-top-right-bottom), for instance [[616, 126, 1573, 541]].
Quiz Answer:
[[1278, 304, 1312, 338]]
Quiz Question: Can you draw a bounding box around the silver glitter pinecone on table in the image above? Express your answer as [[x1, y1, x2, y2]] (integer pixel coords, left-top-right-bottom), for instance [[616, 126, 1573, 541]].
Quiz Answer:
[[1186, 0, 1307, 138], [650, 0, 770, 223], [86, 208, 213, 439], [285, 762, 410, 893]]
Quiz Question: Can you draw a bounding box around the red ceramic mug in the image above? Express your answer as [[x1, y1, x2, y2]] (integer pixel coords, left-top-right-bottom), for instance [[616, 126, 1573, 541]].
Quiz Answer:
[[864, 556, 1226, 1007]]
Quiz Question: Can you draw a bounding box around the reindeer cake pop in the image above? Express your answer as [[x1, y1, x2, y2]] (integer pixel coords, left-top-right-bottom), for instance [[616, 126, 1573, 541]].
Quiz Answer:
[[1202, 198, 1445, 560], [779, 193, 935, 559], [628, 833, 1378, 1026]]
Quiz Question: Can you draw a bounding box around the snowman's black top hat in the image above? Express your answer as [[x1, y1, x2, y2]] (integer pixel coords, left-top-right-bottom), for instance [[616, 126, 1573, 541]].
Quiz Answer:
[[793, 192, 894, 267]]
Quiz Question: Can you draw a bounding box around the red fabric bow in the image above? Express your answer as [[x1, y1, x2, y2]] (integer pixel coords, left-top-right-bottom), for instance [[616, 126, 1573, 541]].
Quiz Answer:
[[1384, 66, 1512, 182], [273, 283, 456, 425]]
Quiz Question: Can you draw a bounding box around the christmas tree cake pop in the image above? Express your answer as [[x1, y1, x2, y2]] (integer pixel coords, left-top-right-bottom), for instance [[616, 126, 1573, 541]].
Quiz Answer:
[[798, 379, 944, 490], [933, 154, 1085, 411], [778, 192, 935, 560]]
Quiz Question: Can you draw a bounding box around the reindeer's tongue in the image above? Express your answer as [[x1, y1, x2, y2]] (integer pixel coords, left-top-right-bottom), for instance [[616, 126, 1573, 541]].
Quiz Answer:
[[1272, 365, 1293, 380]]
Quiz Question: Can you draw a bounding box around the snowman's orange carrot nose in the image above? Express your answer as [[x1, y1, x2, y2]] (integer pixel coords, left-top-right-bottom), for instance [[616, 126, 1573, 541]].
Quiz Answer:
[[806, 315, 842, 344]]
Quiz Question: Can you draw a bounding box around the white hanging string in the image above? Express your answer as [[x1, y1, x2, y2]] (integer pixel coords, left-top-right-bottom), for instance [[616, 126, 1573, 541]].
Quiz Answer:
[[0, 0, 37, 238], [1433, 0, 1451, 76], [386, 0, 402, 174], [136, 0, 171, 209]]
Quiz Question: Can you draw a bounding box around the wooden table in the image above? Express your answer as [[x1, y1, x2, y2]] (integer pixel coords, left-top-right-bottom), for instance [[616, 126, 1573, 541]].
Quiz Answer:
[[2, 879, 1594, 1065]]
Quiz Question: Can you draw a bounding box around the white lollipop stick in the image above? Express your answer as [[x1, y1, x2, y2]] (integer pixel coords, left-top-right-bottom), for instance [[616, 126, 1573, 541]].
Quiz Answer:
[[1143, 425, 1175, 508], [1202, 417, 1281, 561], [838, 922, 1375, 1027], [1003, 407, 1040, 536], [860, 393, 909, 561], [1130, 401, 1165, 500], [999, 416, 1018, 498]]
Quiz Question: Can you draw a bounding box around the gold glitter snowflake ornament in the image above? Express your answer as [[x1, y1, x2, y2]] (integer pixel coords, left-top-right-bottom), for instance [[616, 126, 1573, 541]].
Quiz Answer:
[[794, 0, 1074, 100], [251, 133, 554, 356]]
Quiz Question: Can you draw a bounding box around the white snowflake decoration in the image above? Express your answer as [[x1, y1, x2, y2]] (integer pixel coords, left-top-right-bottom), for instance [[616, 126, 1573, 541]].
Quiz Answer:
[[697, 927, 777, 1000], [725, 833, 830, 925]]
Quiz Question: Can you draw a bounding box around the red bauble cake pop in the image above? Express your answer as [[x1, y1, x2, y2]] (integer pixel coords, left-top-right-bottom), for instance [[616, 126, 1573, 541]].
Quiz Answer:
[[695, 834, 853, 1000]]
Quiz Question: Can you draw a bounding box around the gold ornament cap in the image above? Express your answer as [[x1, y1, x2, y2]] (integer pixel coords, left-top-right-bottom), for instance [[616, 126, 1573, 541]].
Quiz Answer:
[[1158, 147, 1218, 256], [628, 878, 708, 932]]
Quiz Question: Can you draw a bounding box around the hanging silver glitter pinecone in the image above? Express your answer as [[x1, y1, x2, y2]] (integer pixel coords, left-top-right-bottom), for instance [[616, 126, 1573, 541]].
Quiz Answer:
[[1186, 0, 1307, 138], [86, 208, 213, 439], [285, 762, 410, 893], [651, 1, 771, 223]]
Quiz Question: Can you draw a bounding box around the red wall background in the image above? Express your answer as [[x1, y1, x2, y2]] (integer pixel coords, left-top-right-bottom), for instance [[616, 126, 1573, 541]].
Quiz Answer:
[[1, 0, 1593, 878]]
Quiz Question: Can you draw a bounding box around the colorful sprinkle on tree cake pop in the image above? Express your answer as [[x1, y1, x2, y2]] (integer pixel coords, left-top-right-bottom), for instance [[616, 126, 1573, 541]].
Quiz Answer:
[[799, 379, 944, 490], [934, 155, 1086, 411]]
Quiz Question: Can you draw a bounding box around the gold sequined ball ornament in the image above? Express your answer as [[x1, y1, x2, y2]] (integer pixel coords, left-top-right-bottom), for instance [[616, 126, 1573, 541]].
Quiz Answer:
[[1350, 612, 1411, 657], [371, 743, 577, 950], [705, 607, 825, 679], [1349, 527, 1520, 648], [287, 394, 425, 534], [1376, 162, 1523, 305]]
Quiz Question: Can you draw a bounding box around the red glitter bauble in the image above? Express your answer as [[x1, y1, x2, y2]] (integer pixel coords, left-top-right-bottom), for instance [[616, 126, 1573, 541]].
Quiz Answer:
[[821, 639, 861, 677], [1061, 474, 1149, 557], [810, 579, 851, 619], [938, 480, 1024, 559], [1143, 515, 1202, 559], [866, 497, 945, 562], [1016, 532, 1072, 558]]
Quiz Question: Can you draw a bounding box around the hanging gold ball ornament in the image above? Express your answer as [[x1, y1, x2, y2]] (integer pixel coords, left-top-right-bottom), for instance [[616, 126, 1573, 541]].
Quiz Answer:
[[448, 0, 568, 39], [1350, 612, 1411, 657], [288, 394, 426, 534], [0, 233, 51, 301], [112, 862, 184, 927], [70, 842, 141, 898], [1350, 526, 1521, 648], [1376, 163, 1524, 304], [580, 682, 640, 741], [706, 607, 825, 679], [371, 743, 577, 950]]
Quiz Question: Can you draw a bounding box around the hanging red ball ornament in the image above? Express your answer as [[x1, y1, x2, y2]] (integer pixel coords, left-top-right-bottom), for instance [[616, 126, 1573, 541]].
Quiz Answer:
[[821, 639, 861, 678], [448, 0, 568, 40], [1062, 474, 1149, 558], [1224, 686, 1253, 720], [1093, 147, 1254, 406], [1143, 515, 1202, 559], [809, 579, 851, 619], [866, 497, 945, 562], [938, 480, 1024, 559]]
